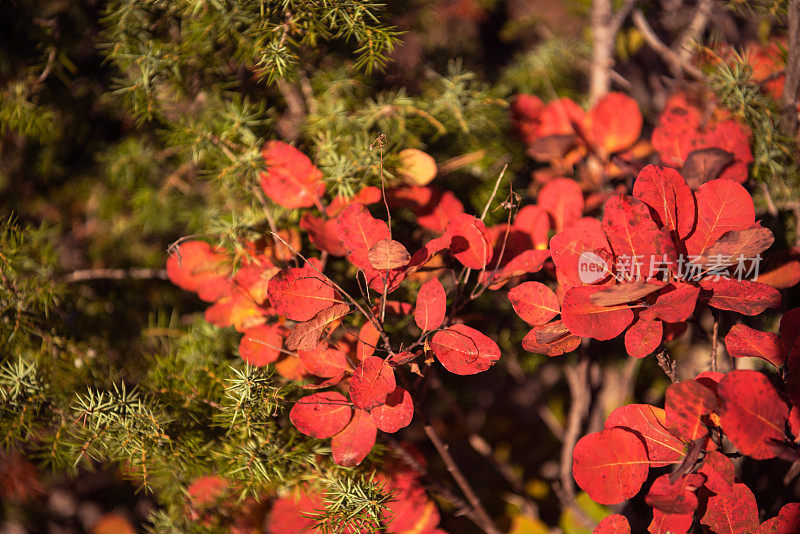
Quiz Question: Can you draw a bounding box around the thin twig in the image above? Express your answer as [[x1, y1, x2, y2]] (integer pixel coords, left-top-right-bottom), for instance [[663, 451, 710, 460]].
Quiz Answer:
[[673, 0, 713, 65], [632, 10, 704, 80], [782, 0, 800, 134], [63, 268, 168, 283], [559, 351, 591, 500], [386, 439, 482, 526], [479, 164, 508, 221], [429, 371, 539, 517], [656, 350, 678, 383], [711, 310, 719, 372], [423, 421, 500, 534], [761, 183, 779, 218]]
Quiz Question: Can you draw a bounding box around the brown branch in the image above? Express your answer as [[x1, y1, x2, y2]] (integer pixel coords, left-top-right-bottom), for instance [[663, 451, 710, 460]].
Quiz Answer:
[[422, 420, 500, 534], [276, 79, 305, 143], [62, 268, 168, 283], [656, 350, 678, 383], [711, 310, 719, 372], [429, 371, 539, 518], [674, 0, 713, 65], [559, 351, 591, 500], [782, 0, 800, 135], [387, 440, 482, 526], [632, 10, 704, 80], [589, 0, 636, 105]]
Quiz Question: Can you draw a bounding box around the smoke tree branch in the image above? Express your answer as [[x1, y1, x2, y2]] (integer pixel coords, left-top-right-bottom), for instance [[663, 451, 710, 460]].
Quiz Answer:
[[782, 0, 800, 135]]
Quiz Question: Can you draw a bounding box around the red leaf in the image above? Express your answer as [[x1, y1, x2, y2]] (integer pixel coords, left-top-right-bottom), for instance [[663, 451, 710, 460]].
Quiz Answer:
[[539, 97, 586, 137], [166, 240, 231, 302], [641, 282, 700, 323], [724, 324, 784, 368], [267, 266, 337, 322], [300, 213, 346, 256], [266, 491, 324, 534], [700, 482, 759, 534], [699, 278, 781, 316], [349, 356, 396, 411], [699, 450, 736, 494], [369, 386, 414, 433], [538, 178, 584, 232], [698, 120, 753, 184], [601, 194, 677, 279], [561, 285, 635, 341], [414, 278, 446, 331], [572, 427, 650, 505], [758, 503, 800, 534], [513, 204, 551, 248], [717, 370, 789, 460], [665, 380, 718, 442], [684, 179, 755, 256], [356, 321, 381, 361], [331, 408, 377, 467], [337, 203, 391, 271], [651, 95, 703, 167], [508, 281, 560, 326], [632, 165, 696, 239], [624, 314, 663, 358], [260, 141, 325, 209], [430, 324, 501, 375], [289, 391, 352, 439], [298, 346, 351, 378], [521, 320, 581, 357], [756, 249, 800, 289], [589, 92, 642, 154], [648, 509, 693, 534], [326, 186, 382, 217], [445, 214, 493, 269], [485, 249, 550, 289], [417, 189, 465, 233], [604, 404, 685, 466], [646, 473, 705, 515], [239, 323, 284, 366], [511, 94, 546, 144], [549, 217, 612, 289], [593, 514, 631, 534]]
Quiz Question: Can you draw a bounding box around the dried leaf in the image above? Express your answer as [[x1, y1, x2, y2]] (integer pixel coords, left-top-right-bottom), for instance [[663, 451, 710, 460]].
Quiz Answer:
[[368, 239, 412, 271], [285, 304, 351, 351]]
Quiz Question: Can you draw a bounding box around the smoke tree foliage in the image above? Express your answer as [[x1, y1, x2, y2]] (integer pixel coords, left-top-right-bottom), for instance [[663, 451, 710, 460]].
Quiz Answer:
[[2, 0, 800, 532]]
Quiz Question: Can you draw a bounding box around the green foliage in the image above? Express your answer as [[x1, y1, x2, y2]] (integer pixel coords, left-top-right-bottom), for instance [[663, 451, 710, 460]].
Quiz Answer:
[[709, 51, 800, 202]]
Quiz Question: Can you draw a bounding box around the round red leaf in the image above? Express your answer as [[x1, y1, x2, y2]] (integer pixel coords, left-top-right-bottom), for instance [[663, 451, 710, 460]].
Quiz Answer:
[[289, 392, 352, 439], [430, 324, 501, 375], [349, 356, 396, 411], [572, 427, 650, 505]]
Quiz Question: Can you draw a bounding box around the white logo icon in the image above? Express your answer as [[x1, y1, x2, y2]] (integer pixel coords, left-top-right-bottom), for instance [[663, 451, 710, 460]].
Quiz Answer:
[[577, 251, 608, 284]]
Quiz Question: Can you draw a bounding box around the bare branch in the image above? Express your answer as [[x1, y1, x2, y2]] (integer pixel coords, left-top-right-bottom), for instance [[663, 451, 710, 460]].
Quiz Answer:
[[63, 268, 168, 283], [422, 421, 501, 534], [559, 351, 591, 500], [632, 10, 704, 80], [782, 0, 800, 135]]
